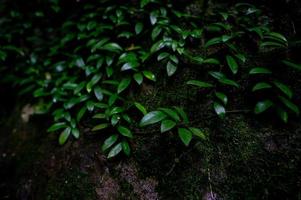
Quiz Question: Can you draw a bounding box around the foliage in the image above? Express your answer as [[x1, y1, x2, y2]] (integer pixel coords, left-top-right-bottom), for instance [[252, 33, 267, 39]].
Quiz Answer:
[[0, 0, 300, 158]]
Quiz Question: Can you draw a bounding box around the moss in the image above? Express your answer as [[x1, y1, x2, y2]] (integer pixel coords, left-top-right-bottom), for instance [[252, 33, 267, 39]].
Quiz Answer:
[[45, 169, 96, 200]]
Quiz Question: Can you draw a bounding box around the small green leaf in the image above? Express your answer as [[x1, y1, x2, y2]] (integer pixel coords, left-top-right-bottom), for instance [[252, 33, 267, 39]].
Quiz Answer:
[[134, 102, 147, 115], [157, 52, 169, 61], [226, 55, 238, 74], [122, 140, 131, 156], [152, 26, 162, 40], [277, 108, 288, 123], [178, 128, 192, 146], [133, 73, 143, 85], [218, 78, 239, 88], [213, 102, 226, 119], [278, 96, 300, 115], [254, 100, 273, 114], [166, 61, 177, 76], [111, 115, 120, 126], [71, 128, 80, 139], [158, 108, 181, 122], [59, 127, 71, 145], [160, 120, 176, 133], [101, 43, 123, 53], [102, 134, 118, 152], [92, 123, 110, 131], [187, 80, 214, 88], [107, 143, 122, 158], [189, 127, 206, 140], [249, 67, 272, 75], [173, 107, 189, 124], [252, 82, 272, 92], [117, 78, 131, 93], [117, 125, 133, 138], [47, 122, 67, 132], [94, 86, 104, 101], [135, 22, 143, 34], [86, 74, 102, 93], [143, 71, 156, 81], [150, 11, 158, 25], [273, 81, 293, 99], [76, 106, 87, 122], [282, 60, 301, 71], [139, 111, 167, 127], [215, 92, 228, 105]]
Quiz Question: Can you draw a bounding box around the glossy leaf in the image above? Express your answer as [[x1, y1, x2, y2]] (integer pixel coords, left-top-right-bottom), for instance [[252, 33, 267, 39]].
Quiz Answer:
[[117, 78, 131, 93], [213, 102, 226, 119], [252, 82, 272, 92], [107, 143, 122, 158], [122, 141, 131, 156], [139, 111, 167, 127], [47, 122, 67, 132], [215, 92, 228, 105], [254, 100, 273, 114], [226, 55, 238, 74], [160, 120, 176, 133], [249, 67, 272, 75], [273, 81, 293, 99], [178, 128, 192, 146], [134, 102, 147, 115], [102, 134, 118, 152], [117, 125, 133, 138], [187, 80, 214, 88], [59, 127, 71, 145], [166, 61, 177, 76], [92, 123, 110, 131], [278, 96, 300, 115]]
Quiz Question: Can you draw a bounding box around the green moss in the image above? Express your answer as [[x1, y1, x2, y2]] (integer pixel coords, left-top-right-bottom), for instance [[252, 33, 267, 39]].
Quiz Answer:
[[45, 169, 96, 200]]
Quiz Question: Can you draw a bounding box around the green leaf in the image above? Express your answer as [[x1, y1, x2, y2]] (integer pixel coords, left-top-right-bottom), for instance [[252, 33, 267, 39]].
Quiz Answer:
[[117, 78, 131, 93], [213, 102, 226, 119], [278, 96, 300, 115], [139, 111, 167, 127], [76, 106, 87, 122], [254, 100, 273, 114], [102, 134, 119, 152], [111, 115, 120, 126], [134, 102, 147, 115], [107, 143, 122, 158], [135, 22, 143, 34], [94, 86, 104, 101], [110, 107, 124, 115], [189, 127, 206, 140], [273, 81, 293, 99], [158, 108, 181, 122], [143, 71, 156, 81], [93, 113, 106, 119], [47, 122, 67, 132], [117, 125, 133, 138], [86, 74, 102, 93], [218, 78, 239, 88], [152, 26, 162, 40], [59, 127, 71, 145], [71, 128, 80, 139], [187, 80, 214, 88], [226, 55, 238, 74], [133, 73, 143, 85], [252, 82, 272, 92], [173, 107, 189, 124], [160, 120, 176, 133], [157, 52, 169, 61], [282, 60, 301, 71], [166, 61, 177, 76], [249, 67, 272, 75], [122, 141, 131, 156], [101, 43, 123, 53], [215, 92, 228, 105], [150, 11, 158, 25], [141, 0, 151, 8], [277, 108, 288, 123], [92, 123, 110, 131], [178, 128, 192, 146]]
